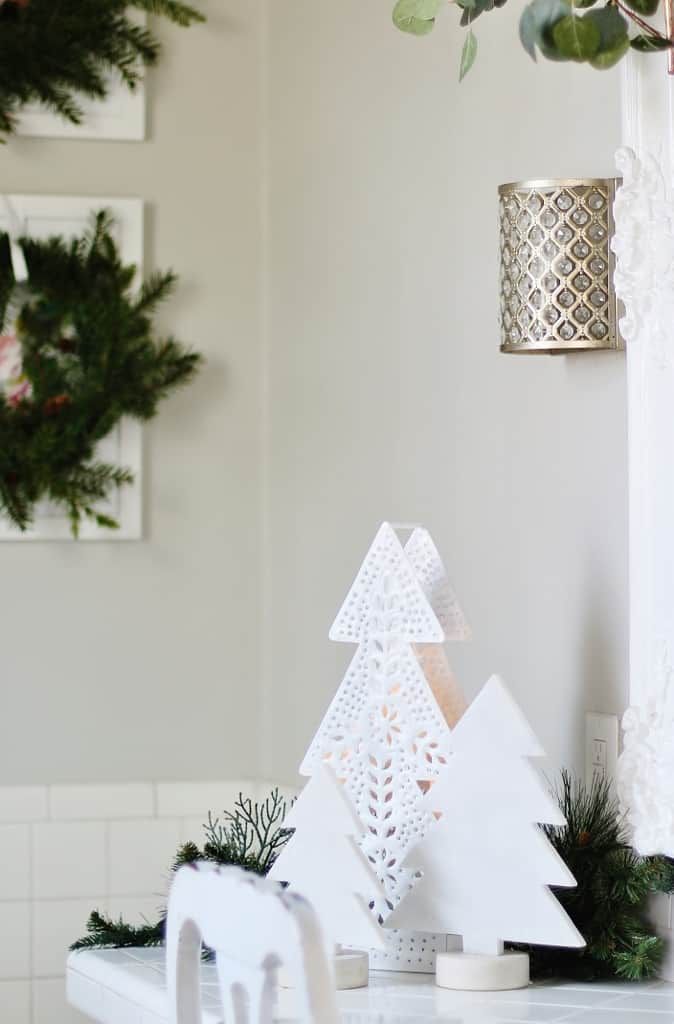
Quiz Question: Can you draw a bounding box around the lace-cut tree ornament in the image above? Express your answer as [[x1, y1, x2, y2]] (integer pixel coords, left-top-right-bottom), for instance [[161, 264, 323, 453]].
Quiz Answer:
[[386, 675, 585, 990], [301, 522, 470, 972]]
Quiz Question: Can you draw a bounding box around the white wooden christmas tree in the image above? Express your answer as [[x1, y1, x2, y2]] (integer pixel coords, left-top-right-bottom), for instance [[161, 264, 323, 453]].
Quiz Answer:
[[300, 522, 470, 971], [267, 764, 386, 954], [385, 675, 584, 988]]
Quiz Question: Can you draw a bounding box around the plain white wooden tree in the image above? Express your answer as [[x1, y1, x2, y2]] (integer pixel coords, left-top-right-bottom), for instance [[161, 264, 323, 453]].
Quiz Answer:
[[386, 675, 585, 956], [267, 764, 386, 951]]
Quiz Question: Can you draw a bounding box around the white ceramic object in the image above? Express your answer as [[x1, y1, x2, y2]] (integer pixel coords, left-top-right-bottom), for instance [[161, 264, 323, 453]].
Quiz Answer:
[[301, 522, 470, 971], [436, 950, 530, 991], [386, 676, 584, 967], [268, 764, 385, 957], [165, 862, 339, 1024], [613, 53, 674, 856], [278, 949, 370, 991]]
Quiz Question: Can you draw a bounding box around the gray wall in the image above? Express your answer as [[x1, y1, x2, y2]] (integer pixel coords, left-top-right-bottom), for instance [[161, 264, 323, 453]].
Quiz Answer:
[[0, 1, 266, 783], [0, 0, 626, 787], [261, 0, 626, 782]]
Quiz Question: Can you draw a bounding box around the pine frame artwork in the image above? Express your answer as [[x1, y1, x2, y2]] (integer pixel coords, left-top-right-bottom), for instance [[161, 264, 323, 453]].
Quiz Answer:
[[0, 194, 144, 541], [15, 77, 145, 141]]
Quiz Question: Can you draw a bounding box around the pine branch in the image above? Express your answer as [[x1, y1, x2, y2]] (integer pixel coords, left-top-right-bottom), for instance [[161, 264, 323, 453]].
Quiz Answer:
[[70, 910, 164, 951], [71, 790, 292, 952]]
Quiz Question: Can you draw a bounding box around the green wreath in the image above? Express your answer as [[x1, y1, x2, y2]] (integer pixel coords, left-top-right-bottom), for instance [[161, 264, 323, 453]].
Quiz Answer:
[[0, 211, 202, 535], [0, 0, 203, 139]]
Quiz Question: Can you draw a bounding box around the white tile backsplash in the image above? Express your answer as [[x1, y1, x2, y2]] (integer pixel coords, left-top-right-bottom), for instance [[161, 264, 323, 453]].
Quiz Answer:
[[49, 785, 154, 822], [108, 820, 181, 898], [0, 824, 32, 900], [0, 902, 31, 980], [33, 822, 107, 900], [0, 778, 273, 1024]]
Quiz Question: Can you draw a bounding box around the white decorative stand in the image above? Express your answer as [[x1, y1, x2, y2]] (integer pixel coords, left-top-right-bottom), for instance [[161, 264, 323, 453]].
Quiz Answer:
[[268, 764, 385, 987], [613, 51, 674, 857], [301, 522, 470, 972], [386, 676, 584, 990]]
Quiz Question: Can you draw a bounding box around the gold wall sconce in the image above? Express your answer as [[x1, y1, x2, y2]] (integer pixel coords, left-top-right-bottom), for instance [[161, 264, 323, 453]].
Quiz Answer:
[[498, 178, 622, 354]]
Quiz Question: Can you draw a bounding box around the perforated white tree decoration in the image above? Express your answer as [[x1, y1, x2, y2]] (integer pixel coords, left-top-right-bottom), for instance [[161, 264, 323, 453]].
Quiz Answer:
[[300, 522, 470, 971], [386, 675, 585, 959], [267, 764, 386, 952]]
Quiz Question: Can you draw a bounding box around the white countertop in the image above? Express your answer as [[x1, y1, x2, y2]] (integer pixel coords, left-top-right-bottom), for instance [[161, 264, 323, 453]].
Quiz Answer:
[[66, 948, 674, 1023]]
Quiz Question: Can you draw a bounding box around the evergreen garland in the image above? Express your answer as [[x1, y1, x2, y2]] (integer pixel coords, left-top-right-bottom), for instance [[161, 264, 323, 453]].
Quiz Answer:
[[510, 771, 674, 981], [71, 775, 672, 983], [0, 0, 204, 139], [71, 790, 293, 952], [0, 210, 201, 536]]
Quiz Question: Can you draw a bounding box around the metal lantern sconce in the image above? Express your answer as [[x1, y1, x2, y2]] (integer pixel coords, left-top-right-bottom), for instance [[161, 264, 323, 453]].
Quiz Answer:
[[498, 178, 622, 354]]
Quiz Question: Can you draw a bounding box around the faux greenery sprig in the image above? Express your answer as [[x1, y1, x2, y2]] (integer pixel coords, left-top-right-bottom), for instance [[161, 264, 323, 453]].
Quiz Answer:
[[71, 789, 293, 952], [510, 770, 674, 980], [0, 210, 201, 536], [392, 0, 673, 80], [0, 0, 204, 139]]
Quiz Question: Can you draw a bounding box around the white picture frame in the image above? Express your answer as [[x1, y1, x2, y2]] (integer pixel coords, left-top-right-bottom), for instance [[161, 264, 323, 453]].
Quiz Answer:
[[0, 194, 144, 542], [15, 77, 145, 142]]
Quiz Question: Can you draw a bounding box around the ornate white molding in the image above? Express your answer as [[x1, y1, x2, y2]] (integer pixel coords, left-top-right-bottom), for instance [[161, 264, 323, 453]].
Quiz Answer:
[[614, 54, 674, 854], [612, 146, 674, 366]]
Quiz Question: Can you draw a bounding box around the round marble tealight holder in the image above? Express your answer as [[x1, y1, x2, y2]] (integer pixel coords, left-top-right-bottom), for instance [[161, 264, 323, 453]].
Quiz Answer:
[[436, 950, 530, 991], [278, 949, 369, 990]]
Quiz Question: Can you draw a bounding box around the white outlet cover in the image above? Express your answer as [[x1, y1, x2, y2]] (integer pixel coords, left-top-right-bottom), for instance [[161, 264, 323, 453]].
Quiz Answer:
[[585, 712, 619, 792]]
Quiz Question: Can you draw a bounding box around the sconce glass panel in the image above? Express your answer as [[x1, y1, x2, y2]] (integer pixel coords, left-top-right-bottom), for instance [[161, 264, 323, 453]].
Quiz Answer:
[[498, 179, 621, 353]]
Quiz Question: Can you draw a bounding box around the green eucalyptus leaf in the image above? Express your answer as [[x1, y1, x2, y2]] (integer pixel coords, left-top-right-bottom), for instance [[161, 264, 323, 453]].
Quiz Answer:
[[622, 0, 659, 16], [630, 32, 673, 49], [393, 0, 442, 33], [459, 28, 478, 79], [519, 0, 572, 60], [586, 6, 629, 67], [552, 13, 601, 59]]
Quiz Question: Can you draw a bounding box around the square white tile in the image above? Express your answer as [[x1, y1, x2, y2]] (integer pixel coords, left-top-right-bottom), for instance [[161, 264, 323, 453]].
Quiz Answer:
[[0, 787, 48, 824], [108, 819, 181, 897], [0, 824, 31, 900], [0, 902, 30, 980], [33, 898, 107, 978], [155, 781, 248, 819], [33, 977, 91, 1024], [0, 979, 30, 1023], [49, 785, 154, 822], [33, 822, 106, 900], [107, 895, 164, 928]]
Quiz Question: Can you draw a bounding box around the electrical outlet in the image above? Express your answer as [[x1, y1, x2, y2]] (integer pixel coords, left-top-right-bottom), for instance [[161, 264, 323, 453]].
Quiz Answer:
[[585, 713, 619, 791]]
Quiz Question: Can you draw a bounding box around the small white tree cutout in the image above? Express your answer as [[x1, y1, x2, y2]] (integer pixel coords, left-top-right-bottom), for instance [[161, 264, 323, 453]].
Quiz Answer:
[[386, 675, 585, 956], [267, 765, 386, 952], [300, 522, 471, 970]]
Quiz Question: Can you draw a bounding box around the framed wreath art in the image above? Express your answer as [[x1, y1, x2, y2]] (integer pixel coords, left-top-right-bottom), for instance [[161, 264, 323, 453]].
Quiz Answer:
[[0, 209, 201, 537], [0, 0, 204, 140]]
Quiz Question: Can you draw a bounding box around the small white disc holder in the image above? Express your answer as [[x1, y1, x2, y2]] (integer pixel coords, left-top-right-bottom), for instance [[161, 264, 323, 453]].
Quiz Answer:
[[436, 951, 530, 991]]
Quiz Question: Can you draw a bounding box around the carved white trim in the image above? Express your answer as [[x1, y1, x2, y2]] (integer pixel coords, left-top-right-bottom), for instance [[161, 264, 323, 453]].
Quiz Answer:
[[614, 53, 674, 854]]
